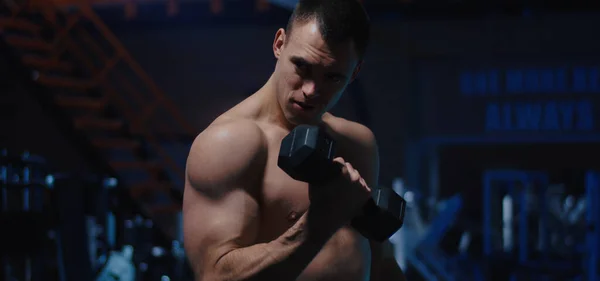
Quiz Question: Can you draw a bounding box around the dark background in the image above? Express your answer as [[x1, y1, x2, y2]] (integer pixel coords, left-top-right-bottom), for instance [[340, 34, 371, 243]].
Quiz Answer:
[[2, 1, 599, 280], [6, 6, 600, 193]]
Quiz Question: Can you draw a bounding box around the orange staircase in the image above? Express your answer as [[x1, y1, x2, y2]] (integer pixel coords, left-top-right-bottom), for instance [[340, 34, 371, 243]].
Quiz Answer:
[[0, 0, 196, 240]]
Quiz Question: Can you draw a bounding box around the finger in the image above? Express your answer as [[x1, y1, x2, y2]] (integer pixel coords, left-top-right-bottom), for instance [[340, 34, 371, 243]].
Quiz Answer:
[[346, 162, 361, 178], [332, 157, 347, 172], [345, 162, 361, 181], [332, 157, 345, 164], [358, 178, 372, 193]]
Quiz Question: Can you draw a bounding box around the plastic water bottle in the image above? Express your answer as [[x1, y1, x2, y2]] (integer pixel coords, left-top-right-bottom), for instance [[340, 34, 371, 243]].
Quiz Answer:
[[95, 245, 136, 281]]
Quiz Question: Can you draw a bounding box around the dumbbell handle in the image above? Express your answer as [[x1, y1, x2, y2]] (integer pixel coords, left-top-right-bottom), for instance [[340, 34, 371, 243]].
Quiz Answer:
[[312, 161, 392, 240], [277, 125, 404, 241]]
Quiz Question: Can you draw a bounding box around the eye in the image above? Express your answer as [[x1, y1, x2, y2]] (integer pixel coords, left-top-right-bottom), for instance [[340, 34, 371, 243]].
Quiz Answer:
[[294, 61, 309, 73], [327, 74, 344, 84]]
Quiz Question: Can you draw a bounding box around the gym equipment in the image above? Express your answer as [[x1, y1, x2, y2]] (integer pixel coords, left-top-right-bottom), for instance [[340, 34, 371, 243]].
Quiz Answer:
[[409, 195, 462, 281], [0, 149, 63, 281], [0, 149, 190, 281], [76, 176, 119, 272], [95, 245, 136, 281], [278, 125, 407, 242], [116, 212, 190, 281], [482, 170, 551, 265], [130, 239, 189, 281], [482, 169, 599, 281], [584, 171, 599, 281], [170, 240, 187, 281], [407, 194, 484, 281], [52, 173, 125, 281]]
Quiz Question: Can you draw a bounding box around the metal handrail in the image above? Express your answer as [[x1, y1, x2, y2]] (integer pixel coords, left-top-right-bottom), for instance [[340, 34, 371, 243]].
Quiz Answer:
[[9, 0, 192, 188]]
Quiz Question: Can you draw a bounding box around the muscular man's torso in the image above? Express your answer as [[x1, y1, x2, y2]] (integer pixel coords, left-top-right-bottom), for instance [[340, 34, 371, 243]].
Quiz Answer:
[[209, 98, 373, 281]]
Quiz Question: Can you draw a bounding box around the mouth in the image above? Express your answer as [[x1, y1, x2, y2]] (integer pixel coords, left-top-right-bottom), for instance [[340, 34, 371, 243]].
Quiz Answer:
[[293, 100, 316, 111]]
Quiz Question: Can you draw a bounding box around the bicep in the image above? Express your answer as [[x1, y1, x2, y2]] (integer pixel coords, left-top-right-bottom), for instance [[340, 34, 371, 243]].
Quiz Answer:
[[362, 138, 379, 188], [182, 122, 267, 275], [346, 124, 379, 188], [183, 184, 260, 275]]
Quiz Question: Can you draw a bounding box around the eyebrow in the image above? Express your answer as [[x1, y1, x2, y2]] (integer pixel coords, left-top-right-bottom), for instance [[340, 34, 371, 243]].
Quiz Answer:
[[290, 56, 310, 66], [290, 56, 347, 79]]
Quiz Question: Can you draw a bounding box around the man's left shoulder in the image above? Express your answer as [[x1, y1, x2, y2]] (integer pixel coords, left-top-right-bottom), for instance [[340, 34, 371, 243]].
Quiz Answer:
[[325, 114, 380, 185], [324, 114, 377, 148]]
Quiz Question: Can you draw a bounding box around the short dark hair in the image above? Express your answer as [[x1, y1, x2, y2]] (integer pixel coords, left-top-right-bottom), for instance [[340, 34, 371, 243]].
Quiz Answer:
[[285, 0, 370, 60]]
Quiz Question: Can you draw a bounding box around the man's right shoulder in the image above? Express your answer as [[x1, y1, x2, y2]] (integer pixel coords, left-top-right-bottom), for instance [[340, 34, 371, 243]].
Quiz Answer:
[[195, 118, 267, 151], [186, 118, 268, 191]]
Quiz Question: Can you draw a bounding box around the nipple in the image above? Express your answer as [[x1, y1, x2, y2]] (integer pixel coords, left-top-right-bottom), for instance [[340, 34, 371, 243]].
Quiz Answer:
[[287, 211, 299, 222]]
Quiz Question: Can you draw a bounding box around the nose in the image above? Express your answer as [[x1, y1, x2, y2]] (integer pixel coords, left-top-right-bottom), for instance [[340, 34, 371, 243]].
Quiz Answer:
[[302, 80, 318, 99]]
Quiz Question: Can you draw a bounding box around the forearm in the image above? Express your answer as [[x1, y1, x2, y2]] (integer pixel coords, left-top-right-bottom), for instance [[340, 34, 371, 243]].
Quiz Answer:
[[211, 211, 333, 281], [379, 259, 407, 281]]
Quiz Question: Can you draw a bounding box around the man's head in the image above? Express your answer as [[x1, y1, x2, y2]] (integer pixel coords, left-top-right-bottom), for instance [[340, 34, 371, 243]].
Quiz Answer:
[[270, 0, 370, 125]]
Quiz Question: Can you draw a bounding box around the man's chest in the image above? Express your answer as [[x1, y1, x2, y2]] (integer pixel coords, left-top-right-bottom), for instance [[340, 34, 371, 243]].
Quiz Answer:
[[256, 138, 311, 240], [254, 127, 372, 281], [254, 129, 331, 231], [255, 122, 360, 237]]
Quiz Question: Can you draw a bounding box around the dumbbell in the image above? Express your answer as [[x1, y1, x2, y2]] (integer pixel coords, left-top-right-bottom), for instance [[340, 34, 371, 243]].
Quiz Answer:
[[278, 125, 406, 242]]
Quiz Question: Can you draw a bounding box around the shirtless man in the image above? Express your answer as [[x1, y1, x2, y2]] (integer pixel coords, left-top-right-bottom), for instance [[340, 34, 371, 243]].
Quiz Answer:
[[183, 1, 406, 280]]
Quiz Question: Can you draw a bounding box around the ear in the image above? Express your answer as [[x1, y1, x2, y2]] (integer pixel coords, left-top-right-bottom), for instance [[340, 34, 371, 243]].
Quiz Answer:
[[273, 28, 286, 59], [349, 60, 363, 83]]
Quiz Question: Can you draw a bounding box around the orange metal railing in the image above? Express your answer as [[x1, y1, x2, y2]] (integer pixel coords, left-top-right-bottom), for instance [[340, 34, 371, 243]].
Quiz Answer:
[[5, 0, 196, 182]]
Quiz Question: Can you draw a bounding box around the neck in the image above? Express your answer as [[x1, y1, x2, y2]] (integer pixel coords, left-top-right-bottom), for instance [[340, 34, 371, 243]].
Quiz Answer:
[[255, 74, 297, 131]]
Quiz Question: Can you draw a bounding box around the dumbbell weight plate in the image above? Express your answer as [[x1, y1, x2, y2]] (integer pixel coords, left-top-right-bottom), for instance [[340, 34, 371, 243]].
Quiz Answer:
[[351, 188, 407, 242], [278, 124, 338, 185]]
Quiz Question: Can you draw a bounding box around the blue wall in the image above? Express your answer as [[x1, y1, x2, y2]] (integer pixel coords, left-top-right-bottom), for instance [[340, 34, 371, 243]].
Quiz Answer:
[[104, 12, 600, 188], [418, 59, 600, 141]]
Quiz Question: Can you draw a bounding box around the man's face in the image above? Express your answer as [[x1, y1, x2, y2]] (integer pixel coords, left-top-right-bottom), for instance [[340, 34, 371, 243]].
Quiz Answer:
[[272, 19, 361, 125]]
